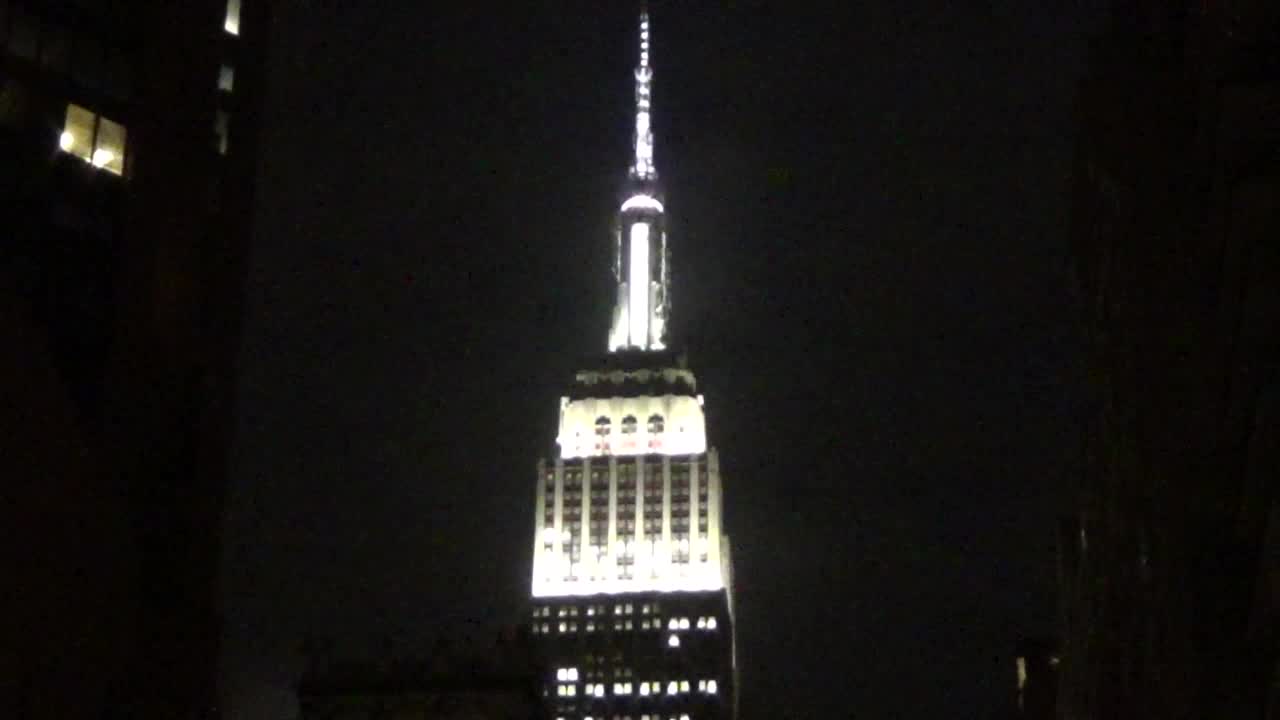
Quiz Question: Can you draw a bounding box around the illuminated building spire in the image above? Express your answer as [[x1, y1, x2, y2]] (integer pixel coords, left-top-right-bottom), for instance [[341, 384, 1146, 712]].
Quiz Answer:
[[609, 3, 669, 352], [631, 3, 656, 181]]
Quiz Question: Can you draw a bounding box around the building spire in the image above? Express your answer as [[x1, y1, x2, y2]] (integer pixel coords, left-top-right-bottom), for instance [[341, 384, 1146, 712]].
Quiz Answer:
[[631, 3, 656, 181], [608, 2, 668, 353]]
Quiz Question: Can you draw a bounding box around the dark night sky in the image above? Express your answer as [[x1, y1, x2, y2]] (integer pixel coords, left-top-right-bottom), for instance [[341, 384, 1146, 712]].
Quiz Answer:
[[223, 2, 1107, 717]]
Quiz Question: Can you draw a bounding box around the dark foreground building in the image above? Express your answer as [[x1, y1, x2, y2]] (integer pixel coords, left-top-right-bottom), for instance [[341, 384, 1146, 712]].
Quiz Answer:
[[526, 7, 737, 720], [1, 1, 268, 717], [297, 629, 547, 720], [1061, 2, 1280, 718]]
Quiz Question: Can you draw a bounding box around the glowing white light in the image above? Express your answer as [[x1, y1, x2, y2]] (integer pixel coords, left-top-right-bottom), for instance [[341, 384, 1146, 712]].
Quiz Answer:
[[667, 635, 680, 649], [621, 194, 664, 213], [696, 617, 706, 629], [668, 618, 678, 630], [680, 681, 690, 692], [543, 527, 559, 543], [594, 685, 605, 698], [707, 680, 718, 694], [640, 683, 651, 697], [706, 616, 718, 630], [566, 685, 577, 697], [628, 223, 650, 347], [568, 668, 578, 681], [667, 681, 678, 695], [557, 669, 568, 681], [59, 132, 74, 151], [681, 714, 690, 720], [678, 618, 690, 630], [91, 149, 114, 167], [224, 0, 241, 35]]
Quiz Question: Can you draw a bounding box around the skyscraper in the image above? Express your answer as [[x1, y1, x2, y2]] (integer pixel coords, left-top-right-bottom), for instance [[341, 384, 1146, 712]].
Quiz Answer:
[[528, 7, 737, 720], [1, 1, 269, 717], [1059, 2, 1280, 718]]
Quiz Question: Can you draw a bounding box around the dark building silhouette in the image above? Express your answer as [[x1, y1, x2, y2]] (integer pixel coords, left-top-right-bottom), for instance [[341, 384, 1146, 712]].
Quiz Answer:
[[297, 628, 548, 720], [1, 1, 269, 718], [1012, 637, 1059, 720], [1061, 2, 1280, 718]]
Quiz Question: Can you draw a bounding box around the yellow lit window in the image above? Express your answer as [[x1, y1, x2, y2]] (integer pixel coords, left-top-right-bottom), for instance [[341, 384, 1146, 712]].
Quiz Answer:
[[60, 104, 94, 161], [60, 104, 127, 175], [94, 116, 126, 175]]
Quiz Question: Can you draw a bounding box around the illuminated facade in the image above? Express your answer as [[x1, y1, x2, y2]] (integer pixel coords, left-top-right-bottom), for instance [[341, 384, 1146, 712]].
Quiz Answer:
[[530, 7, 737, 720]]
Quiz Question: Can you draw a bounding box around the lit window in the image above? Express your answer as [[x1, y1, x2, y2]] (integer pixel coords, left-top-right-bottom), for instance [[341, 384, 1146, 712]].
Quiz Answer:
[[706, 617, 717, 630], [666, 682, 678, 696], [706, 680, 718, 694], [568, 668, 579, 681], [667, 634, 680, 648], [214, 111, 230, 155], [224, 0, 241, 35], [218, 64, 235, 92], [639, 683, 650, 697], [625, 603, 633, 614], [680, 681, 690, 692], [696, 617, 706, 629], [60, 104, 94, 161], [667, 618, 678, 630], [680, 715, 690, 720], [60, 104, 127, 176], [594, 684, 606, 698], [586, 621, 596, 632], [566, 685, 577, 697], [559, 622, 567, 633], [678, 618, 690, 630], [587, 606, 595, 616]]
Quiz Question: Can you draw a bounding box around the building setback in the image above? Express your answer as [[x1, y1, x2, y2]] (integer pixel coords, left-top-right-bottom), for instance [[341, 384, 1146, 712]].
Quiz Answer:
[[0, 1, 269, 718], [527, 7, 738, 720], [1060, 2, 1280, 719]]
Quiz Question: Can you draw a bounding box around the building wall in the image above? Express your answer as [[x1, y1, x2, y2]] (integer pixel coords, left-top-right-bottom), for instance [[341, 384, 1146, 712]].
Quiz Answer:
[[1060, 3, 1280, 718], [0, 1, 269, 717], [530, 591, 735, 720], [532, 452, 726, 599]]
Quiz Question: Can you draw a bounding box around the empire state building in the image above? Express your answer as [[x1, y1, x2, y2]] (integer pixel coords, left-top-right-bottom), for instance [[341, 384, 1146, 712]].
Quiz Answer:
[[527, 7, 738, 720]]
